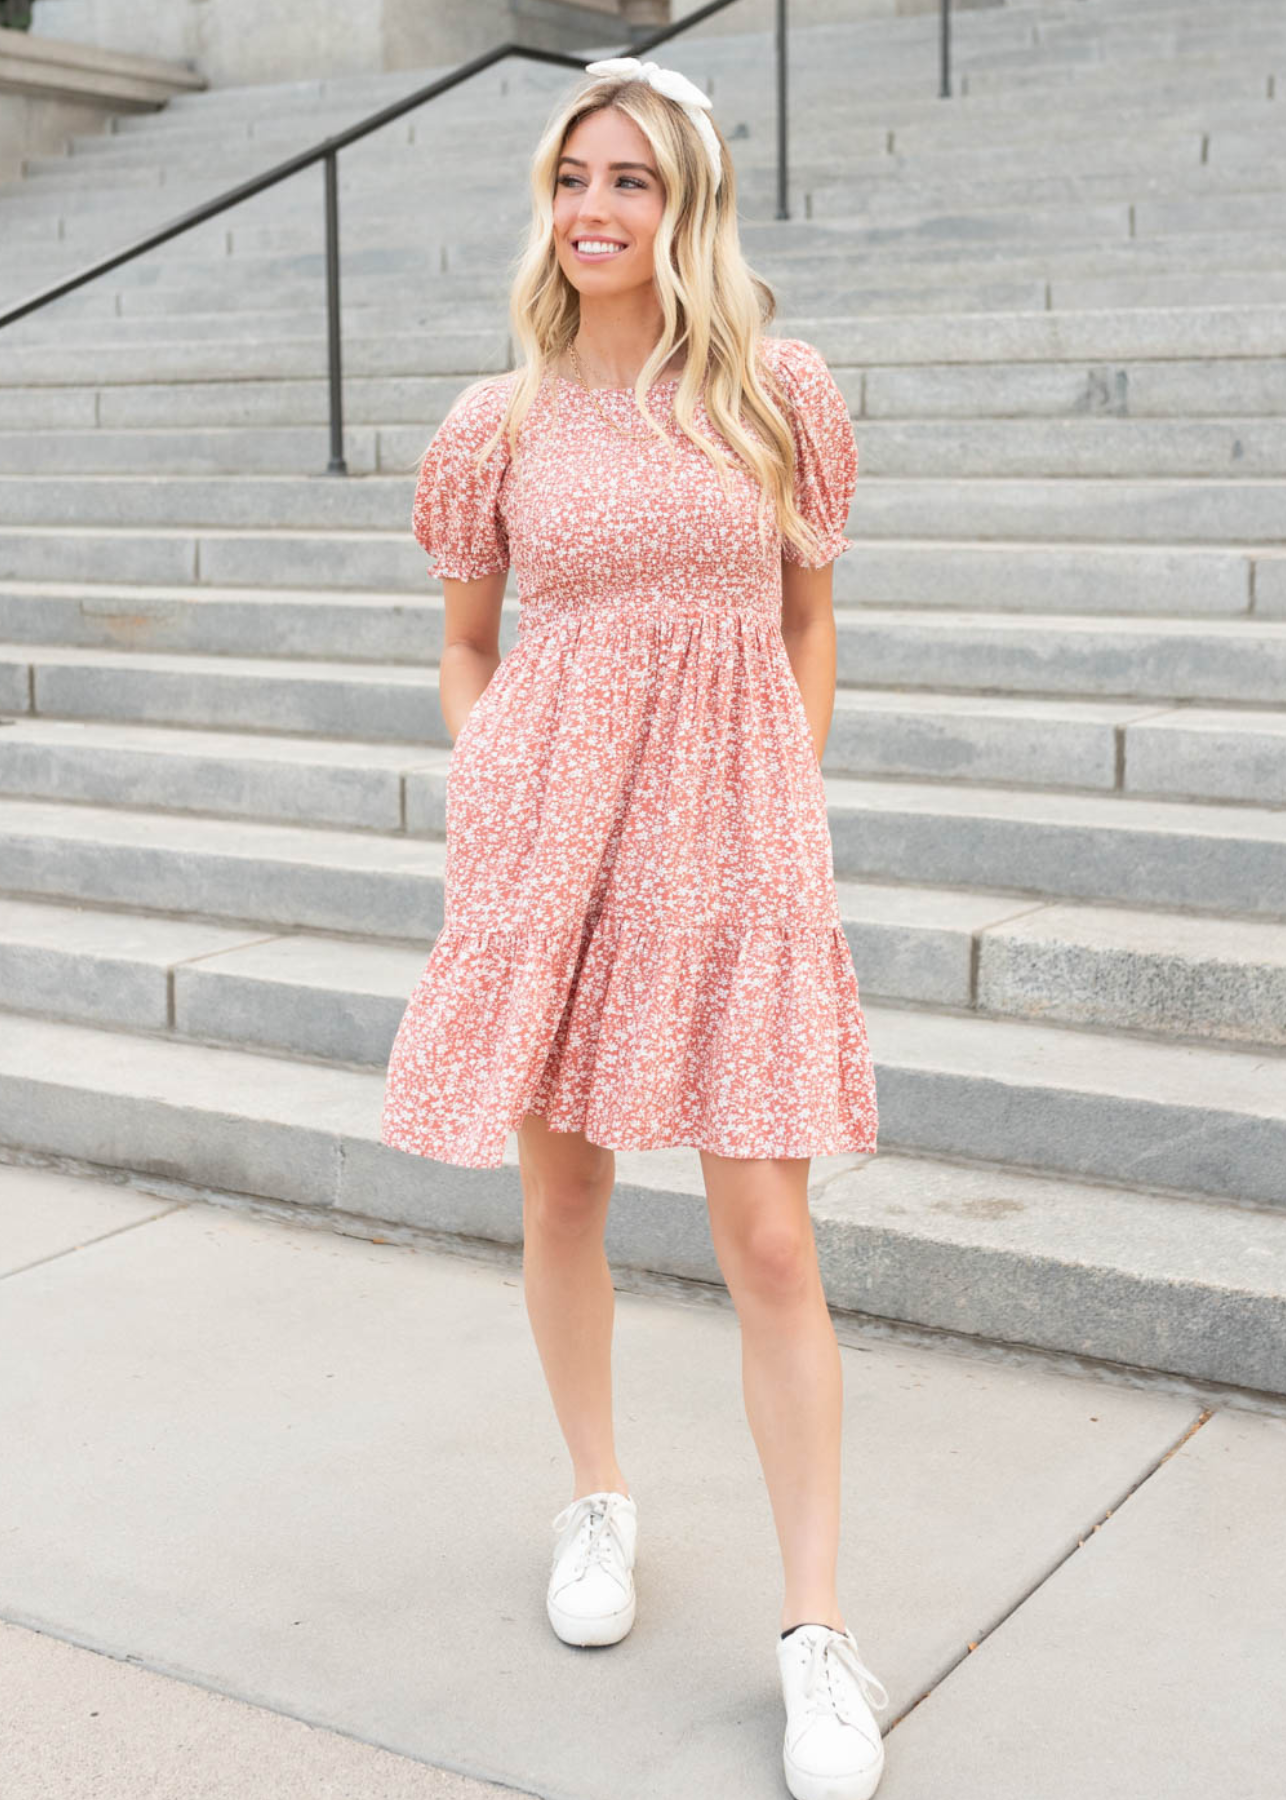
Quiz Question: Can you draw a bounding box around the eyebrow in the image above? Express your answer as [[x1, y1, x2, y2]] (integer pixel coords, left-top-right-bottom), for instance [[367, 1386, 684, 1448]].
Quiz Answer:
[[557, 156, 658, 175]]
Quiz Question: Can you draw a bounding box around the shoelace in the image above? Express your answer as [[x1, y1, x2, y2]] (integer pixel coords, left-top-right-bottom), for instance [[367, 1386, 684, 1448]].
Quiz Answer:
[[798, 1628, 890, 1728], [551, 1492, 633, 1578]]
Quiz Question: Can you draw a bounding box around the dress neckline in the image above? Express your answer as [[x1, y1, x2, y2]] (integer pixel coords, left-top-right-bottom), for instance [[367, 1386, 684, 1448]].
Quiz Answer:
[[553, 372, 686, 395]]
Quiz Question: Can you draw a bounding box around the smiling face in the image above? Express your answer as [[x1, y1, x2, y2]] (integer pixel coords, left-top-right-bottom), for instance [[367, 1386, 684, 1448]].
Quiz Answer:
[[553, 105, 667, 294]]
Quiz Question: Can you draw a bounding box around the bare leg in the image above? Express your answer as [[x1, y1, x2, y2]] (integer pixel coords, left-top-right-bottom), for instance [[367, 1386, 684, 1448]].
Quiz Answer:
[[518, 1111, 630, 1503], [699, 1148, 846, 1635]]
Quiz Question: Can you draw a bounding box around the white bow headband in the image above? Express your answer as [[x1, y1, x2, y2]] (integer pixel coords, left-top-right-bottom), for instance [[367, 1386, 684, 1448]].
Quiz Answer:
[[583, 56, 723, 192]]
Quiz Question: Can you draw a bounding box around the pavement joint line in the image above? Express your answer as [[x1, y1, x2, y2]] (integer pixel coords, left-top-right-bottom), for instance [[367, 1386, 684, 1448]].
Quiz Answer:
[[0, 1608, 545, 1800], [0, 1193, 192, 1284], [4, 1144, 1286, 1423], [884, 1406, 1217, 1734]]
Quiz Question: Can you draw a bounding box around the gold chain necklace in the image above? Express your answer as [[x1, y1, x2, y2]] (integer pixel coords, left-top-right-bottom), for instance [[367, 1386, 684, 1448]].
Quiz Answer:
[[567, 341, 678, 443]]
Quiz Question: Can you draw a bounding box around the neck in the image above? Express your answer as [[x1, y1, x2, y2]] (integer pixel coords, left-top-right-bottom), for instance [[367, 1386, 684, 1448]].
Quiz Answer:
[[569, 299, 685, 387]]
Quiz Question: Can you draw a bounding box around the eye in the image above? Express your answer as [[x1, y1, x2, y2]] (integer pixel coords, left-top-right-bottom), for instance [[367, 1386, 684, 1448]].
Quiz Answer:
[[556, 175, 646, 189]]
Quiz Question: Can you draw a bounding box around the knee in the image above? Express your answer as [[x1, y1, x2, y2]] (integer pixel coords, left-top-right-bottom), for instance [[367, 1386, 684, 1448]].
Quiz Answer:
[[728, 1218, 815, 1306], [522, 1173, 610, 1240]]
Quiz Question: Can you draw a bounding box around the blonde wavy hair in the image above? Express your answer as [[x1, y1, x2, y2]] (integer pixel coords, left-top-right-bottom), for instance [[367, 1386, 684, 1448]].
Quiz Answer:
[[449, 63, 828, 565]]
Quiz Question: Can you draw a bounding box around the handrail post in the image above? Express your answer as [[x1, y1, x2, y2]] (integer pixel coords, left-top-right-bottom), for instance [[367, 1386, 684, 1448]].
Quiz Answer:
[[324, 148, 347, 475], [775, 0, 789, 220], [940, 0, 951, 97]]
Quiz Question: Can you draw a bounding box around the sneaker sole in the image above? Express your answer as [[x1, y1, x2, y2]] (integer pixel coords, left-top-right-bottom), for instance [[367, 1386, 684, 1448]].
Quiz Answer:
[[546, 1583, 636, 1647], [783, 1739, 885, 1800]]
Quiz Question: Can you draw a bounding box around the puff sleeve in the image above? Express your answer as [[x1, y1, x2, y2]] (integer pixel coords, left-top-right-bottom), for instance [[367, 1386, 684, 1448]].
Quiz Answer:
[[769, 337, 859, 567], [411, 377, 512, 581]]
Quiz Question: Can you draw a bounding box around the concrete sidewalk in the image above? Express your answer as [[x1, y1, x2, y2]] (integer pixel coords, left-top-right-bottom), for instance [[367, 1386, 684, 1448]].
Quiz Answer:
[[1, 1157, 1282, 1799]]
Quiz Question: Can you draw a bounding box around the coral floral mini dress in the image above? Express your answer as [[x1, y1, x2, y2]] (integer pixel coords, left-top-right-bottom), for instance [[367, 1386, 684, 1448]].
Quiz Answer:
[[379, 334, 879, 1168]]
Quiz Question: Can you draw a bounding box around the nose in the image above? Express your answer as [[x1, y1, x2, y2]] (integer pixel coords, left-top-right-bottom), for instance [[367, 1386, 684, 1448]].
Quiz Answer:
[[573, 174, 614, 217]]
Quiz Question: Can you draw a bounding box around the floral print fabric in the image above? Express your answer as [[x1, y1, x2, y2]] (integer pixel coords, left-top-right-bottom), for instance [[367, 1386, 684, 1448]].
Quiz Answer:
[[380, 335, 878, 1166]]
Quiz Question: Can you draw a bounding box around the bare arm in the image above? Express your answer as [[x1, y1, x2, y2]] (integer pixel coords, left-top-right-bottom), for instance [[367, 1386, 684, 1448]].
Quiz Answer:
[[779, 557, 837, 764], [438, 567, 508, 741]]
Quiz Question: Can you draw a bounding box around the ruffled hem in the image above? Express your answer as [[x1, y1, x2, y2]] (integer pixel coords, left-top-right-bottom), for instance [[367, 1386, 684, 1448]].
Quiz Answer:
[[379, 913, 879, 1169]]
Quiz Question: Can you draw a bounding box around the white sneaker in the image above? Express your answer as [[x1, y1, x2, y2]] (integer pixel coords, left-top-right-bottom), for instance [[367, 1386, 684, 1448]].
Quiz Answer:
[[777, 1622, 889, 1800], [545, 1489, 638, 1646]]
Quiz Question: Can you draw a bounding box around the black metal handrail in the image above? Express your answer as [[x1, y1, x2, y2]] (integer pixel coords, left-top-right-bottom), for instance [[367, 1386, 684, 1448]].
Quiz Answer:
[[0, 0, 793, 474]]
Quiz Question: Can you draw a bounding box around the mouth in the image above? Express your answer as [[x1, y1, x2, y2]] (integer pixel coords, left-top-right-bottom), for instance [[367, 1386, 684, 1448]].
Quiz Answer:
[[571, 237, 628, 260]]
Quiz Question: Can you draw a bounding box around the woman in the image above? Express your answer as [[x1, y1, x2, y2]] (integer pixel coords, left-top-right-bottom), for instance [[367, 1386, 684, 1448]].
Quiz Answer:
[[380, 53, 887, 1800]]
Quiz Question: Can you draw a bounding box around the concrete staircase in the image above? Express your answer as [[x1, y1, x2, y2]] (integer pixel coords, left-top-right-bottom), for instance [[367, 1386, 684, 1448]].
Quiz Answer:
[[1, 0, 1284, 1397]]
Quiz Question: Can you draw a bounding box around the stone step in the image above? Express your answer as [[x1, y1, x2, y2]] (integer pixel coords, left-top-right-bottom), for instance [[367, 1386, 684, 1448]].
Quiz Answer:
[[959, 47, 1286, 101], [6, 351, 1286, 437], [844, 541, 1283, 615], [15, 188, 1279, 262], [0, 1007, 1280, 1390], [0, 473, 418, 531], [824, 188, 1286, 241], [86, 68, 1286, 159], [2, 658, 1281, 805], [0, 644, 437, 742], [21, 144, 1281, 231], [841, 609, 1286, 702], [0, 579, 441, 659], [0, 523, 460, 591], [810, 158, 1286, 214], [9, 415, 1286, 479], [8, 174, 1286, 264], [0, 766, 1282, 955], [846, 477, 1286, 545], [1, 469, 1282, 546], [2, 669, 1275, 802], [0, 376, 461, 434], [1, 526, 1279, 614], [8, 232, 1286, 321], [829, 692, 1286, 802], [1053, 270, 1286, 310], [0, 331, 511, 388], [8, 206, 1285, 290], [0, 717, 433, 829], [1, 304, 431, 349], [373, 417, 1286, 480], [823, 777, 1286, 915], [28, 134, 1280, 217], [968, 895, 1286, 1047], [0, 425, 385, 478], [4, 145, 896, 208], [0, 166, 813, 247], [0, 276, 1054, 342], [6, 303, 1286, 387], [0, 795, 442, 938], [11, 222, 1286, 317], [7, 256, 1286, 345], [2, 580, 1283, 683], [89, 43, 1282, 134], [45, 96, 1282, 175], [850, 414, 1282, 478], [2, 848, 1283, 1052], [0, 44, 1257, 138], [860, 360, 1286, 423], [287, 217, 1286, 281], [860, 1001, 1286, 1208], [1, 943, 1283, 1213], [16, 128, 1286, 207], [1011, 18, 1286, 60]]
